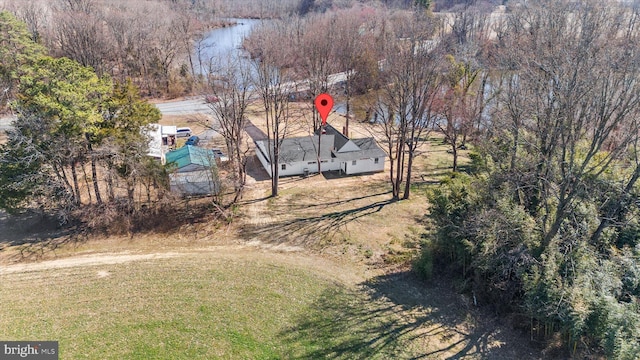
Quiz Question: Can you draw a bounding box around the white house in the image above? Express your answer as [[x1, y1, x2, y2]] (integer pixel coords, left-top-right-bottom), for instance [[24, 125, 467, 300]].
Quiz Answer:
[[255, 124, 386, 177]]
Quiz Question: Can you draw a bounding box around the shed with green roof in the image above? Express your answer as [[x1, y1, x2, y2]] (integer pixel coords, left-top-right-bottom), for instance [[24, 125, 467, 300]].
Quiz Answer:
[[165, 145, 219, 196]]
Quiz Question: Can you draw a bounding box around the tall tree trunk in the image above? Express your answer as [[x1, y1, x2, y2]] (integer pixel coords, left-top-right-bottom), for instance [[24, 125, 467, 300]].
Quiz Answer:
[[452, 146, 458, 172], [106, 158, 115, 202], [389, 156, 396, 198], [81, 159, 92, 204], [71, 162, 81, 206], [345, 83, 350, 137], [403, 147, 415, 200], [54, 162, 75, 200], [393, 146, 403, 199], [90, 156, 102, 204], [86, 136, 102, 204], [272, 142, 279, 197], [317, 130, 322, 174], [127, 180, 135, 205]]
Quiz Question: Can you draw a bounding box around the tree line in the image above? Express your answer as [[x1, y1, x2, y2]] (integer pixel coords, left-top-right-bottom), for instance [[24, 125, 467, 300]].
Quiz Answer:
[[411, 1, 640, 358], [0, 0, 419, 102], [0, 11, 169, 229], [0, 0, 226, 100]]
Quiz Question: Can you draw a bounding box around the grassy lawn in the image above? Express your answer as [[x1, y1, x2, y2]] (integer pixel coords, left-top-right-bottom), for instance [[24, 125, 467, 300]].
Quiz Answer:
[[0, 253, 422, 359]]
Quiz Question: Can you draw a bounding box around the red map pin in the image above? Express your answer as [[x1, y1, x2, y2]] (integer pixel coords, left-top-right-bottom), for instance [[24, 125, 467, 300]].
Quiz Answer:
[[314, 93, 334, 126]]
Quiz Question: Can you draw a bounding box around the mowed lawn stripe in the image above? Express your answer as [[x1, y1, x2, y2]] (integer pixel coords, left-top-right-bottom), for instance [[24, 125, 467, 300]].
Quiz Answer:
[[0, 254, 351, 359]]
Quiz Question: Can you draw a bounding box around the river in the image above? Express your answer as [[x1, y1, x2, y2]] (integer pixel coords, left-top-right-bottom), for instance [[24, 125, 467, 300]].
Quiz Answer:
[[195, 18, 264, 74]]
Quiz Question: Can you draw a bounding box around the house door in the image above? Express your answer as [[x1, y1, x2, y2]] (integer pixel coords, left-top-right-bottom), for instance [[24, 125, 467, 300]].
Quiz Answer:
[[342, 162, 347, 174]]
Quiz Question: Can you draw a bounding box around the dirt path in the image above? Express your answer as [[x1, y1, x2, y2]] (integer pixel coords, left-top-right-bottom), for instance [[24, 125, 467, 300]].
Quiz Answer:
[[0, 149, 544, 358], [0, 244, 367, 287]]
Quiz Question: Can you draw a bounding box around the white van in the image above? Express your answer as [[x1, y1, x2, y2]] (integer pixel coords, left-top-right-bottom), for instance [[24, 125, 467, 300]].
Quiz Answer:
[[176, 127, 192, 138]]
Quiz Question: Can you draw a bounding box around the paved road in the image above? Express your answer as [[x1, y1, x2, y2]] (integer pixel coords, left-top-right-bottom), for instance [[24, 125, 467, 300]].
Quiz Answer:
[[154, 97, 213, 115], [155, 97, 224, 147], [0, 115, 15, 131], [244, 120, 267, 141]]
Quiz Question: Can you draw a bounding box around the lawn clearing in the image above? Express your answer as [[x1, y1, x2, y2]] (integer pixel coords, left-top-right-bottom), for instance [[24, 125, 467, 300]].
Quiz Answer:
[[0, 250, 536, 359], [0, 251, 414, 359], [1, 253, 312, 359]]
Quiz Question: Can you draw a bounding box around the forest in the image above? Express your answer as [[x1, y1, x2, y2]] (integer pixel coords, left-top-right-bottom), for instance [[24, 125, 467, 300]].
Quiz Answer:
[[1, 0, 640, 358]]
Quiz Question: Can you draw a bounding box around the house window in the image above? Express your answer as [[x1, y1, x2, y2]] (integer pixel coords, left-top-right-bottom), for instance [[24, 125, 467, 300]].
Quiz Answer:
[[352, 160, 357, 166], [281, 164, 286, 170], [374, 158, 379, 164]]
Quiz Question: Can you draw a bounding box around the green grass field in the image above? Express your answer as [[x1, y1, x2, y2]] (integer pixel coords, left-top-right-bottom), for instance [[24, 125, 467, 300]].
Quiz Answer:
[[0, 253, 417, 359]]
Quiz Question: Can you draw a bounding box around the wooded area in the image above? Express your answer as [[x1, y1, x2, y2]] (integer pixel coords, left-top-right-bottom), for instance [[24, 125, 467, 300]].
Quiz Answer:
[[417, 2, 640, 358], [0, 10, 169, 230]]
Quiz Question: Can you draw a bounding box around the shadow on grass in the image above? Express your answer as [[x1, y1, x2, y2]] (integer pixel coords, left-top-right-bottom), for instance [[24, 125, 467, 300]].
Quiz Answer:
[[240, 196, 396, 247], [281, 191, 392, 211], [0, 210, 83, 260], [280, 271, 540, 360], [0, 199, 218, 262]]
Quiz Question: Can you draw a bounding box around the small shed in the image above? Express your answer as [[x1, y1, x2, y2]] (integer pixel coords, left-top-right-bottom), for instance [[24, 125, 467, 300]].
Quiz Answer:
[[165, 145, 219, 196]]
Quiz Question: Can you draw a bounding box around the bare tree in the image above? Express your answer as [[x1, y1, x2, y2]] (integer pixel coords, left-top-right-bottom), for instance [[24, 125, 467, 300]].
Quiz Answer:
[[52, 9, 113, 76], [495, 0, 640, 251], [332, 11, 364, 136], [55, 0, 95, 14], [9, 1, 48, 43], [300, 14, 336, 131], [435, 56, 483, 172], [374, 12, 442, 200], [252, 57, 291, 197], [204, 56, 252, 203]]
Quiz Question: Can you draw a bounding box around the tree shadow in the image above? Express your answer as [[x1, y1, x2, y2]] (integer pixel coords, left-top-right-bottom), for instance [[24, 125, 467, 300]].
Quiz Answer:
[[0, 199, 219, 262], [0, 210, 85, 262], [239, 196, 396, 247], [280, 191, 392, 211], [0, 210, 60, 244], [280, 271, 542, 359]]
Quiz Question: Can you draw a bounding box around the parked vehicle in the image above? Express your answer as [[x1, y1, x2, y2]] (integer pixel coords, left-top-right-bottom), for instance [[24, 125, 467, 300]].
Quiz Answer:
[[185, 135, 200, 146], [205, 95, 219, 103], [176, 127, 192, 138]]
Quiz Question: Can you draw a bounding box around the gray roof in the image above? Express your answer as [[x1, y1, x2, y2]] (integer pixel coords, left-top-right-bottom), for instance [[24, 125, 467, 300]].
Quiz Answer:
[[315, 124, 350, 151], [333, 138, 386, 161], [257, 135, 334, 163], [257, 124, 386, 164], [352, 138, 386, 154]]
